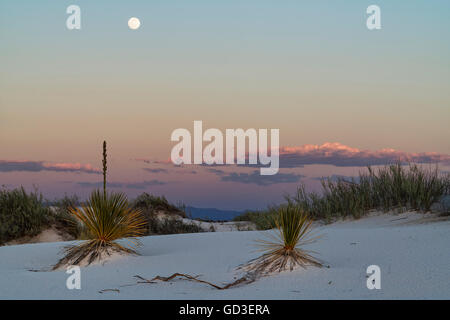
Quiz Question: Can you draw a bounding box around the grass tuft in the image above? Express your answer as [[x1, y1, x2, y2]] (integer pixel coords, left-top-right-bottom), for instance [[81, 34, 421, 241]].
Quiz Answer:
[[0, 187, 52, 245], [243, 205, 321, 274], [132, 193, 186, 218], [54, 141, 147, 268], [53, 190, 147, 269], [288, 163, 449, 220], [235, 163, 450, 225]]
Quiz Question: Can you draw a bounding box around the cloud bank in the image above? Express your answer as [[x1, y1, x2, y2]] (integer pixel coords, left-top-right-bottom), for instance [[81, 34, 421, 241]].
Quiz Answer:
[[142, 168, 169, 174], [137, 142, 449, 171], [278, 142, 450, 168], [0, 160, 100, 174], [312, 174, 360, 183], [77, 180, 166, 189], [220, 170, 304, 186]]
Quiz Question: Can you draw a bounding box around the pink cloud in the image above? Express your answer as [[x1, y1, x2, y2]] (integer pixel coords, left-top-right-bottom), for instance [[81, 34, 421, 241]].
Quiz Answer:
[[278, 142, 450, 167], [134, 142, 450, 169], [42, 162, 101, 174], [0, 160, 101, 174]]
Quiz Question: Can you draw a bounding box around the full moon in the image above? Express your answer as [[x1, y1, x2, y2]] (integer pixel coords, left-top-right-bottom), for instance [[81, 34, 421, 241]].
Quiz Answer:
[[128, 17, 141, 30]]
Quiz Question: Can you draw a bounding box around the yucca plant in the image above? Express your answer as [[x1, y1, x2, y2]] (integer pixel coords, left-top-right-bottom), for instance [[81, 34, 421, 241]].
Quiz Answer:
[[243, 205, 322, 274], [54, 141, 146, 269]]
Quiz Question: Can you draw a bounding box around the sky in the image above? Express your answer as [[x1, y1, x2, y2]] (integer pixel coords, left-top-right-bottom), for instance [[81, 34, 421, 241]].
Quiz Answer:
[[1, 0, 449, 210]]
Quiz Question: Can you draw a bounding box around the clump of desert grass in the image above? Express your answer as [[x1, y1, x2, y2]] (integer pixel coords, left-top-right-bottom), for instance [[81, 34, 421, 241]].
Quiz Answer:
[[287, 163, 449, 221], [132, 193, 187, 218], [130, 192, 204, 235], [0, 187, 83, 245], [242, 205, 322, 275], [233, 206, 278, 230], [0, 187, 52, 245], [236, 163, 450, 226], [53, 141, 146, 269]]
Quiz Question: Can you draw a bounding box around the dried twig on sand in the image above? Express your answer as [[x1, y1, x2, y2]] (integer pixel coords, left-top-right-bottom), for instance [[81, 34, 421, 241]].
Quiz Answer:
[[98, 288, 120, 294], [134, 272, 258, 290]]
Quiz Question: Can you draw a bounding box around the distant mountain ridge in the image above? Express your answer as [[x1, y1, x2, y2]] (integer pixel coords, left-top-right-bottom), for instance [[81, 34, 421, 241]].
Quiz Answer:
[[185, 206, 245, 221]]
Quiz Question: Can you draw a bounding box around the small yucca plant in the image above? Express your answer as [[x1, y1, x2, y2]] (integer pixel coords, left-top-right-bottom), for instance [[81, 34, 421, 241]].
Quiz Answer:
[[243, 205, 322, 274], [54, 141, 146, 269]]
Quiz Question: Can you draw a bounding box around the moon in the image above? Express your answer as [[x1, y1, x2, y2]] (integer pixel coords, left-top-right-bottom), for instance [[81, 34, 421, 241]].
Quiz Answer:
[[128, 17, 141, 30]]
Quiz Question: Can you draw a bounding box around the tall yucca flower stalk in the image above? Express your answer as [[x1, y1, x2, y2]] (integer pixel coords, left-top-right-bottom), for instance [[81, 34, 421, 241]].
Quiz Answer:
[[54, 142, 147, 269], [243, 206, 322, 274], [102, 140, 107, 198]]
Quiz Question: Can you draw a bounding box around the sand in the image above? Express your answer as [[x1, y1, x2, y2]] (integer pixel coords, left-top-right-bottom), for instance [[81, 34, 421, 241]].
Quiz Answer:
[[5, 226, 73, 246], [0, 211, 449, 299]]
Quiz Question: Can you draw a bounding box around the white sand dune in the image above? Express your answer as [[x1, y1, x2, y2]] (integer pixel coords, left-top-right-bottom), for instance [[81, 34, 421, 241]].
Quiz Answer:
[[0, 212, 449, 299]]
